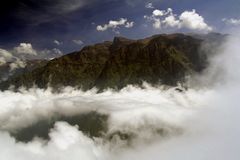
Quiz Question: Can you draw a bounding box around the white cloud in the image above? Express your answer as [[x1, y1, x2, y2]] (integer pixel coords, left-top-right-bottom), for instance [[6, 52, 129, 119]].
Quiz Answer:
[[125, 21, 134, 28], [0, 49, 12, 59], [73, 40, 84, 45], [144, 8, 212, 31], [0, 44, 64, 81], [11, 43, 62, 60], [9, 59, 26, 71], [0, 121, 105, 160], [152, 9, 164, 17], [144, 8, 174, 29], [48, 122, 93, 151], [2, 34, 240, 160], [0, 48, 26, 71], [97, 18, 127, 31], [222, 18, 240, 25], [52, 48, 63, 56], [96, 18, 134, 32], [0, 48, 26, 81], [2, 43, 63, 62], [0, 49, 13, 65], [96, 25, 107, 31], [0, 57, 6, 66], [54, 40, 62, 45], [163, 15, 180, 28], [13, 43, 37, 56], [179, 10, 212, 31], [153, 19, 161, 29], [39, 48, 63, 59], [144, 15, 161, 29], [145, 2, 154, 9]]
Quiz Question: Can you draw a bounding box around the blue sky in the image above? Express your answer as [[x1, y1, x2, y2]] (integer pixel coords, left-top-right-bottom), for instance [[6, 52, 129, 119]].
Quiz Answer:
[[0, 0, 239, 56]]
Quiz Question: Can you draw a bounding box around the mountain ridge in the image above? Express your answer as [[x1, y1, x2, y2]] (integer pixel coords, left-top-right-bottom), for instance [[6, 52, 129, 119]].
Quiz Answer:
[[0, 33, 226, 91]]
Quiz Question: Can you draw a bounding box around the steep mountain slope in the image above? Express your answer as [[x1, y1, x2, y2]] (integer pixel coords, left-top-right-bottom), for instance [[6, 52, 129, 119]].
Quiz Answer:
[[0, 33, 224, 91], [96, 34, 205, 89], [0, 41, 112, 90]]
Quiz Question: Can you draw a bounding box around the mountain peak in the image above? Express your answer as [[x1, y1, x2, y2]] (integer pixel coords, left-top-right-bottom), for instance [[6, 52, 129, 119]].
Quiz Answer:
[[112, 36, 135, 48], [113, 36, 133, 42]]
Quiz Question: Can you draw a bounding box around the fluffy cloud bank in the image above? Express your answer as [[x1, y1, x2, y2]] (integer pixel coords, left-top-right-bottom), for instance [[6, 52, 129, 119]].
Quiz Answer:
[[0, 43, 63, 65], [0, 49, 14, 65], [179, 10, 212, 31], [13, 43, 37, 57], [1, 33, 240, 160], [96, 18, 134, 33], [0, 48, 26, 74], [0, 121, 107, 160], [0, 47, 27, 70], [0, 43, 63, 81], [144, 8, 212, 32], [0, 85, 202, 160]]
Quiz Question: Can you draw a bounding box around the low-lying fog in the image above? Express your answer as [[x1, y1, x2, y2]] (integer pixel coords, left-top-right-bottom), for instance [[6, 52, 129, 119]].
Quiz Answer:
[[0, 33, 240, 160]]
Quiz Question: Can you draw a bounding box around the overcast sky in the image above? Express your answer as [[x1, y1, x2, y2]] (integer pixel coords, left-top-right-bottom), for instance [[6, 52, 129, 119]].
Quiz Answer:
[[0, 0, 239, 55]]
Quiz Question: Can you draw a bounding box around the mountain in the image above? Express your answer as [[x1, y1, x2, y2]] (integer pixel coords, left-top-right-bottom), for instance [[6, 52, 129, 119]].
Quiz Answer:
[[0, 33, 225, 91]]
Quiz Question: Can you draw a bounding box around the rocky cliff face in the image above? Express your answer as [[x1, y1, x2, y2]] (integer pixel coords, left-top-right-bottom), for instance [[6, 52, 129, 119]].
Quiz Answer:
[[95, 34, 206, 90], [0, 33, 224, 91]]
